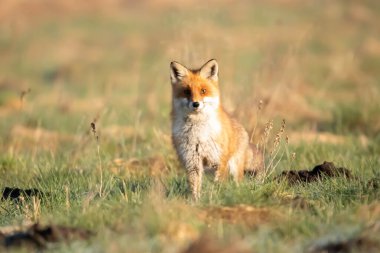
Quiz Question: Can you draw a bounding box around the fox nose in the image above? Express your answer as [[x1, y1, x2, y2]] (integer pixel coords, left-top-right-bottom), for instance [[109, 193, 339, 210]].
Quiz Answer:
[[192, 102, 200, 108]]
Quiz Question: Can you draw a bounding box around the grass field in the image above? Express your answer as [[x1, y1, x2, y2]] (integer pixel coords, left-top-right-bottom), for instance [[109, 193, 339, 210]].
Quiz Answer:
[[0, 0, 380, 252]]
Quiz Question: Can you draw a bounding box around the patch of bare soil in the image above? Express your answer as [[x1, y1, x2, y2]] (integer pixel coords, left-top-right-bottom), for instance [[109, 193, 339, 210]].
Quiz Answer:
[[201, 204, 279, 228], [0, 223, 92, 250], [277, 161, 352, 184], [358, 203, 380, 224], [1, 187, 44, 201], [307, 236, 379, 253], [181, 234, 250, 253]]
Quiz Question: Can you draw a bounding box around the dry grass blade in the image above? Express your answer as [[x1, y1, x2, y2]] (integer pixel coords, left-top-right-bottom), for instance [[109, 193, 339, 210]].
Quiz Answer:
[[90, 119, 103, 197], [19, 88, 31, 110]]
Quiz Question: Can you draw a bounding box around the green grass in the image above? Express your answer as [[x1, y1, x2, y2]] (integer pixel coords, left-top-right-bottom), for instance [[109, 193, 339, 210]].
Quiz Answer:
[[1, 141, 379, 252], [1, 0, 380, 252]]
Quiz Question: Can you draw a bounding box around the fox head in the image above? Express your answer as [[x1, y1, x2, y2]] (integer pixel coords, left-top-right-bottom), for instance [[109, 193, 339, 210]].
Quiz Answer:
[[170, 59, 220, 115]]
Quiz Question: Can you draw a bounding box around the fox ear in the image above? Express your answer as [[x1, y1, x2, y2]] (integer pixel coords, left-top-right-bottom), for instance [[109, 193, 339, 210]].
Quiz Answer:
[[170, 61, 189, 84], [199, 59, 218, 82]]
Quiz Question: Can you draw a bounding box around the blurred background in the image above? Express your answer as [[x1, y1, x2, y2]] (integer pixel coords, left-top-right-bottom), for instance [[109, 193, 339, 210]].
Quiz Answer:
[[0, 0, 379, 159]]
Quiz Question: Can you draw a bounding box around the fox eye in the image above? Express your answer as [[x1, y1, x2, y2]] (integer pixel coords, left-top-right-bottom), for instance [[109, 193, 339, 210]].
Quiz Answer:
[[200, 88, 206, 94], [183, 89, 191, 96]]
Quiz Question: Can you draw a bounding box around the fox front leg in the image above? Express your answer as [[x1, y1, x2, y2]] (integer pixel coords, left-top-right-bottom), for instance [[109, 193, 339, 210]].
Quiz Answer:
[[187, 166, 203, 201], [214, 155, 228, 182]]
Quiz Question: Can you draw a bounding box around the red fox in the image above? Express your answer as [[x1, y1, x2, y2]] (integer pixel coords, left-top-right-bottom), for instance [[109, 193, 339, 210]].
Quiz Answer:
[[170, 59, 263, 200]]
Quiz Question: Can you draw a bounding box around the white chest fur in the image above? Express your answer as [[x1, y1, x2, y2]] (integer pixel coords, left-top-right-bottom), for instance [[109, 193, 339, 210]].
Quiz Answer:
[[172, 111, 222, 170]]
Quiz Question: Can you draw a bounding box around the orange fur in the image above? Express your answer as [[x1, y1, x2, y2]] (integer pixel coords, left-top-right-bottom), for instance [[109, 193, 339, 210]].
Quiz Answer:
[[170, 59, 262, 200]]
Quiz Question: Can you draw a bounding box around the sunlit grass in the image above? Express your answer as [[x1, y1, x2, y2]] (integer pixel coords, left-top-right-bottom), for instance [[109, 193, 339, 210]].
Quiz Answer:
[[0, 0, 379, 252]]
